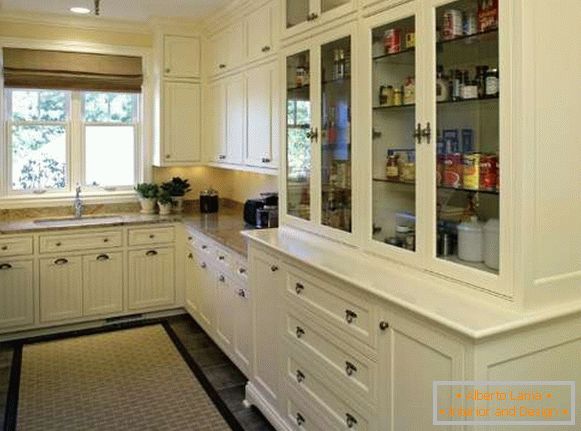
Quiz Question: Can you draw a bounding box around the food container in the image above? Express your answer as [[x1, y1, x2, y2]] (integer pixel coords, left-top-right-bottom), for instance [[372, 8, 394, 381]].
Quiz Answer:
[[442, 9, 463, 40], [405, 31, 415, 49], [443, 153, 463, 188], [457, 216, 484, 262], [200, 189, 219, 213], [479, 154, 498, 190], [483, 218, 500, 270], [384, 29, 401, 54], [478, 0, 498, 32], [463, 153, 481, 190]]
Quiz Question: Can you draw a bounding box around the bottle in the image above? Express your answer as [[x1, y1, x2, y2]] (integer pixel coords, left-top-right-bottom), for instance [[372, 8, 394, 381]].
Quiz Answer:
[[450, 69, 462, 101], [403, 76, 415, 105], [436, 66, 449, 102], [393, 88, 403, 106], [485, 68, 499, 97], [338, 49, 346, 79], [386, 150, 400, 180], [327, 107, 337, 145], [476, 65, 489, 98]]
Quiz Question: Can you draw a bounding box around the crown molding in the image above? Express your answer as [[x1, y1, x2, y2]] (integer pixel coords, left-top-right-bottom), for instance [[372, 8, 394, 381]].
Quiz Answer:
[[201, 0, 254, 36], [0, 10, 152, 35]]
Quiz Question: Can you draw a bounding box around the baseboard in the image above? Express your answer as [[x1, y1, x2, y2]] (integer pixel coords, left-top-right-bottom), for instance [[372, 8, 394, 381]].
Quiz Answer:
[[245, 382, 291, 431]]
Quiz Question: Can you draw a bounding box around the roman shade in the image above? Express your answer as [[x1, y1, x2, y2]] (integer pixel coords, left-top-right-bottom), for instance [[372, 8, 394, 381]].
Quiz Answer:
[[2, 48, 143, 93]]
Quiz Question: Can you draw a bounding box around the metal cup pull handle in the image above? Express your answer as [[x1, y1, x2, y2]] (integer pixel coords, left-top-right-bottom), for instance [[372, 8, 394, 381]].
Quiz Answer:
[[96, 254, 110, 261], [345, 361, 357, 377], [146, 250, 158, 257]]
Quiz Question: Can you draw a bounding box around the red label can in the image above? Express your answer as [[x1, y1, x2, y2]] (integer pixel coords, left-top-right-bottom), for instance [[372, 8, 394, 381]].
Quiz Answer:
[[479, 154, 498, 190], [384, 29, 401, 54], [443, 153, 463, 188]]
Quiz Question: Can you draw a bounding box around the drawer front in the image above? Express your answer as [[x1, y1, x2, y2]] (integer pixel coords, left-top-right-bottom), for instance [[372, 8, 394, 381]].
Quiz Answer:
[[286, 355, 370, 431], [286, 313, 376, 404], [285, 389, 327, 431], [0, 236, 33, 257], [128, 227, 174, 246], [40, 231, 122, 254], [287, 270, 374, 347], [233, 258, 249, 284], [214, 246, 232, 270]]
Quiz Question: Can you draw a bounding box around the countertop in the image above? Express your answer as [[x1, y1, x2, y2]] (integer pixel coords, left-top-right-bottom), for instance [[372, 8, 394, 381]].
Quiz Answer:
[[0, 205, 253, 257], [243, 227, 581, 340]]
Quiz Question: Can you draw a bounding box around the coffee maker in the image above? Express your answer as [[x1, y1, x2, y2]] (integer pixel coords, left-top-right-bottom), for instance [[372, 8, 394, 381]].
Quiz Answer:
[[244, 193, 278, 228]]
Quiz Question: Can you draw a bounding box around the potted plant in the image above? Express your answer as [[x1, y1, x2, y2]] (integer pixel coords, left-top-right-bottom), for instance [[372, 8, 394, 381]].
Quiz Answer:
[[134, 183, 159, 214], [157, 191, 173, 216], [161, 177, 191, 213]]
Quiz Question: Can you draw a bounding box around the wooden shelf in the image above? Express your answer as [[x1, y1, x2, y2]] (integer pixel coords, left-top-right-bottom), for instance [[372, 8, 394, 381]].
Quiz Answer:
[[437, 28, 498, 48], [373, 47, 415, 62], [372, 178, 499, 196]]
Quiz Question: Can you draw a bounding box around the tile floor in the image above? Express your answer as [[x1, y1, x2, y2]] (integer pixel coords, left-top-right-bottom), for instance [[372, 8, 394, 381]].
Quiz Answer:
[[0, 314, 275, 431]]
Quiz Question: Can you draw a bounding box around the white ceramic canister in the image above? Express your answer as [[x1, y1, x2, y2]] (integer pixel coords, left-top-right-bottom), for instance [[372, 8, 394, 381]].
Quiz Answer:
[[483, 218, 500, 270], [457, 216, 484, 262]]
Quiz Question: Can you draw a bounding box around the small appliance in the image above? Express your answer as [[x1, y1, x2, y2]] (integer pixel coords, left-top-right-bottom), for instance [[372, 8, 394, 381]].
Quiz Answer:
[[244, 193, 278, 227], [200, 188, 219, 213]]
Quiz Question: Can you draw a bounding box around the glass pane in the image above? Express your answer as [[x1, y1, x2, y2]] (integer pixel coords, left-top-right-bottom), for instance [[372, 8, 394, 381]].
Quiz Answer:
[[322, 0, 350, 13], [286, 51, 312, 220], [287, 0, 309, 29], [11, 125, 67, 190], [435, 0, 500, 274], [85, 126, 135, 187], [10, 90, 68, 122], [371, 17, 417, 251], [321, 36, 352, 232], [84, 92, 135, 123]]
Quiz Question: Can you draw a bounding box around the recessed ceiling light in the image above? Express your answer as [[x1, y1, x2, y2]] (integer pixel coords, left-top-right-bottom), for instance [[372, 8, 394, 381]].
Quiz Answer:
[[70, 7, 91, 14]]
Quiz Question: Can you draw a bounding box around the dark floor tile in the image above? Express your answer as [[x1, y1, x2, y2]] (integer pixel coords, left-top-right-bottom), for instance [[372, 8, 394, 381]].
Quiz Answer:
[[234, 406, 276, 431], [203, 363, 247, 391], [0, 348, 13, 369], [188, 346, 231, 368], [218, 385, 248, 414]]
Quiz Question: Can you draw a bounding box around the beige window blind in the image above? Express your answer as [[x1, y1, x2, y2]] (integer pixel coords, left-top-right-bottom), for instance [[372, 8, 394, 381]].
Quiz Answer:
[[2, 48, 143, 93]]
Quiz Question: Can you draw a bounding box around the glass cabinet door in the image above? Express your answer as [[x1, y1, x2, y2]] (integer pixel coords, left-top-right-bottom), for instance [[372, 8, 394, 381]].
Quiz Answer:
[[434, 0, 500, 274], [370, 16, 418, 252], [286, 51, 312, 221], [320, 36, 352, 232], [321, 0, 351, 14], [286, 0, 310, 29]]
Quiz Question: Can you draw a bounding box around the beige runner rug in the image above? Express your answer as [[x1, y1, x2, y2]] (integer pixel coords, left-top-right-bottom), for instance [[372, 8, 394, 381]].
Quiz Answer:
[[15, 325, 232, 431]]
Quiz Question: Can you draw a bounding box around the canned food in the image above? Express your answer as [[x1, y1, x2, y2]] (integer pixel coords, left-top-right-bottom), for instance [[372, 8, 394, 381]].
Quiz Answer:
[[463, 153, 481, 190], [405, 31, 415, 49], [480, 154, 498, 190], [464, 11, 477, 35], [384, 29, 402, 54], [443, 153, 463, 188], [442, 9, 463, 40]]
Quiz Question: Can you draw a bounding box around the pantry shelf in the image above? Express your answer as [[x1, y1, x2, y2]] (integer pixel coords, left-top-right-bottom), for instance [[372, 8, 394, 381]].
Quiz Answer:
[[372, 103, 415, 111], [372, 47, 415, 63], [438, 254, 498, 275], [373, 178, 499, 196], [437, 95, 499, 106], [437, 28, 498, 48], [322, 77, 351, 86]]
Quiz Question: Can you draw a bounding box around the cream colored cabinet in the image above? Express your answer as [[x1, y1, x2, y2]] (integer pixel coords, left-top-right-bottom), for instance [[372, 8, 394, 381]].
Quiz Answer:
[[128, 248, 175, 310], [206, 80, 228, 162], [249, 248, 283, 410], [82, 252, 123, 316], [162, 81, 201, 164], [208, 23, 245, 76], [246, 1, 277, 63], [163, 35, 200, 79], [225, 75, 246, 164], [196, 253, 217, 331], [233, 284, 252, 376], [283, 0, 356, 39], [39, 256, 83, 322], [246, 61, 279, 169], [185, 251, 200, 315], [208, 31, 230, 76], [215, 272, 235, 350], [0, 260, 34, 329]]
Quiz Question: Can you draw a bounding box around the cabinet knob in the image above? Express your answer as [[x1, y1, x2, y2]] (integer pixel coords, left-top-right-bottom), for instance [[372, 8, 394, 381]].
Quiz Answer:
[[346, 413, 358, 429], [103, 238, 109, 243], [165, 68, 171, 73], [200, 262, 207, 269], [296, 326, 305, 338], [238, 288, 246, 298], [296, 413, 305, 426], [296, 369, 305, 383], [379, 321, 390, 331], [188, 236, 193, 241], [261, 46, 271, 53], [270, 265, 279, 272], [55, 242, 62, 247], [165, 154, 171, 159], [306, 12, 319, 21], [218, 255, 225, 261], [306, 128, 318, 142], [188, 253, 193, 259], [1, 245, 7, 251], [261, 157, 271, 163], [201, 245, 208, 250], [146, 250, 158, 257], [149, 234, 155, 239], [295, 283, 304, 295], [345, 309, 358, 324], [96, 254, 110, 261], [345, 361, 358, 377], [54, 258, 68, 265], [0, 263, 12, 270], [238, 267, 247, 275], [219, 64, 226, 69], [218, 155, 227, 160], [219, 275, 225, 283]]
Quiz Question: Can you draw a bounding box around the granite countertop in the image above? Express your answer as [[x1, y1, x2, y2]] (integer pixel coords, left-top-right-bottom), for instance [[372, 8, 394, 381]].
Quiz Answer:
[[0, 204, 254, 256]]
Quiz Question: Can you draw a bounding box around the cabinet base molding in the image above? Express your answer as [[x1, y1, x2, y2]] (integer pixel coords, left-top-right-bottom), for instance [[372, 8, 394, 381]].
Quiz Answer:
[[245, 382, 291, 431], [0, 308, 185, 343]]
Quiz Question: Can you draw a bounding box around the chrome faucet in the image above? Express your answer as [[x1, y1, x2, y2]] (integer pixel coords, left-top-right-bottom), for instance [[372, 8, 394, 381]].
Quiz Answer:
[[74, 185, 84, 219]]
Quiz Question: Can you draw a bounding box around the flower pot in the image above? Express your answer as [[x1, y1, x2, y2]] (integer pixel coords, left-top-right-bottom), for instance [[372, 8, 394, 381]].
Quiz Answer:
[[172, 196, 184, 213], [139, 197, 157, 215], [158, 202, 173, 216]]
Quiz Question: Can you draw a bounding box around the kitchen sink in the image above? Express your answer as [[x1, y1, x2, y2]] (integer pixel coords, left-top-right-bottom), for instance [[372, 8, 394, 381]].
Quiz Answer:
[[33, 215, 123, 226]]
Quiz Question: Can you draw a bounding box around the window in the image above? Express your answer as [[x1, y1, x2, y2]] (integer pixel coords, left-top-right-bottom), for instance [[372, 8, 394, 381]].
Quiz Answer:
[[5, 89, 140, 194]]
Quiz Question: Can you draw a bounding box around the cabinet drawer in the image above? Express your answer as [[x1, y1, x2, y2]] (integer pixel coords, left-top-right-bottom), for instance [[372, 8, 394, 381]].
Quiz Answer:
[[0, 236, 33, 257], [286, 313, 377, 405], [233, 258, 249, 284], [286, 354, 370, 431], [40, 231, 122, 254], [286, 269, 375, 347], [214, 246, 232, 270], [285, 388, 327, 431], [128, 227, 174, 246]]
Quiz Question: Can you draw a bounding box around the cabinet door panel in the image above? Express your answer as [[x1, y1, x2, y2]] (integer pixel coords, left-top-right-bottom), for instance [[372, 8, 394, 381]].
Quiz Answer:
[[128, 248, 175, 310], [215, 274, 235, 349], [0, 260, 34, 329], [196, 255, 216, 330], [163, 82, 201, 163], [234, 285, 252, 376], [40, 256, 83, 322], [185, 251, 200, 315], [206, 81, 227, 162], [246, 62, 278, 168], [83, 252, 123, 316], [227, 22, 246, 70], [226, 76, 245, 164], [164, 35, 200, 78], [247, 2, 275, 62]]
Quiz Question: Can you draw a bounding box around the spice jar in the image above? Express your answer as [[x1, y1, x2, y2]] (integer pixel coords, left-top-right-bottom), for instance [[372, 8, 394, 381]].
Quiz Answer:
[[403, 76, 415, 105], [386, 151, 400, 180], [485, 68, 499, 97], [393, 88, 403, 106], [295, 66, 309, 87]]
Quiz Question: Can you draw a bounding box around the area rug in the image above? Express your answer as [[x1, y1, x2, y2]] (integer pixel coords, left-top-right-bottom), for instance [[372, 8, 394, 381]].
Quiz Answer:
[[6, 324, 235, 431]]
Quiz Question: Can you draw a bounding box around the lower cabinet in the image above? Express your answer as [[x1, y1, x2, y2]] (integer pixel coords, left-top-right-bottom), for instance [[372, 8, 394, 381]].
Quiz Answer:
[[0, 260, 34, 329], [185, 252, 200, 315], [39, 256, 83, 323], [215, 272, 235, 350], [195, 253, 217, 330], [83, 252, 124, 316], [128, 247, 175, 310], [233, 284, 252, 376]]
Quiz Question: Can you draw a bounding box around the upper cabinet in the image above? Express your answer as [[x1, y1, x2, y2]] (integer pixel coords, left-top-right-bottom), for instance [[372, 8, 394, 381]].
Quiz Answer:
[[283, 0, 356, 39], [283, 25, 355, 239], [207, 22, 245, 76], [247, 1, 279, 63], [163, 35, 201, 79]]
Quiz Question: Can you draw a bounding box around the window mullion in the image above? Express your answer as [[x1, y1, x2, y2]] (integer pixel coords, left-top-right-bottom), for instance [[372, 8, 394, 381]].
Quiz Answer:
[[70, 91, 82, 190]]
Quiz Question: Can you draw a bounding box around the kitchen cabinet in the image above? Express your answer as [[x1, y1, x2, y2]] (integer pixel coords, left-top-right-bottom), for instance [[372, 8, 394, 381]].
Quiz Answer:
[[128, 248, 175, 310], [246, 1, 278, 63], [195, 252, 217, 331], [283, 24, 356, 240], [40, 256, 83, 322], [215, 272, 235, 350], [0, 260, 34, 329], [246, 61, 279, 168], [206, 80, 227, 163], [185, 251, 199, 316], [208, 22, 245, 76], [283, 0, 356, 39], [233, 283, 252, 376], [82, 252, 123, 316], [163, 35, 201, 79], [225, 75, 246, 164], [162, 81, 201, 164]]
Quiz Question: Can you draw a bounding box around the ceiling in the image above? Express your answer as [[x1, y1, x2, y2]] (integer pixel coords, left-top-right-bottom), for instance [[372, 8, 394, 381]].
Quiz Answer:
[[0, 0, 235, 22]]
